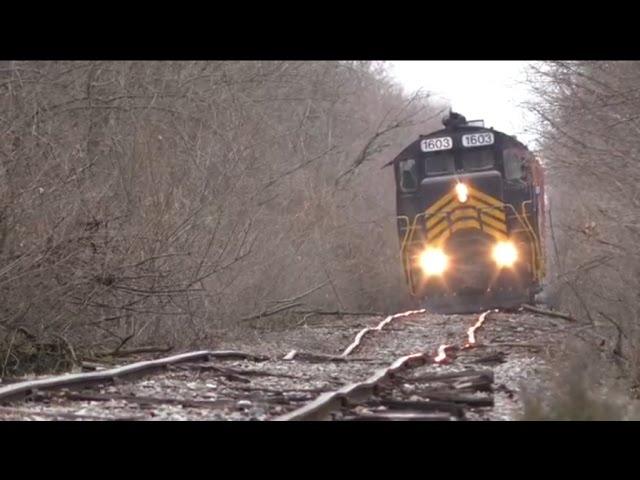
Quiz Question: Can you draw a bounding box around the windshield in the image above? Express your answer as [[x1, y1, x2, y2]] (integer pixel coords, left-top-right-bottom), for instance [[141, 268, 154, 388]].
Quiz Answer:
[[460, 148, 494, 171], [424, 148, 494, 176], [425, 151, 455, 176]]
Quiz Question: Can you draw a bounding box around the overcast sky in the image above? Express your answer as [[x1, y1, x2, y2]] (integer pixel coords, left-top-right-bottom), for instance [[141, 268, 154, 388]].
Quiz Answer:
[[387, 61, 538, 147]]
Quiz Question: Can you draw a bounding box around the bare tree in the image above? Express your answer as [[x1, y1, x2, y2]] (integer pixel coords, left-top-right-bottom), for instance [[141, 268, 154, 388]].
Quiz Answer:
[[527, 60, 640, 385], [0, 61, 441, 375]]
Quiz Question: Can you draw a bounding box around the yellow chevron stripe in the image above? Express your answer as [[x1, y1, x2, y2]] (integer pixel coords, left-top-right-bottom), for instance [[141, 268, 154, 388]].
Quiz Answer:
[[450, 207, 479, 221], [478, 212, 508, 233], [424, 183, 504, 220], [429, 222, 509, 245], [467, 185, 504, 207], [480, 224, 509, 241], [425, 191, 455, 215], [420, 184, 509, 246], [426, 198, 505, 229], [466, 197, 506, 220], [426, 214, 508, 241], [475, 203, 506, 222], [429, 221, 480, 244], [425, 184, 503, 212], [426, 217, 451, 241], [451, 219, 482, 233]]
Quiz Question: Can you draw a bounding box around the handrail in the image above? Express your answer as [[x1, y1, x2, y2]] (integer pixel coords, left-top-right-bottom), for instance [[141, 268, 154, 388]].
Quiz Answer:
[[397, 215, 413, 288], [401, 212, 429, 295], [502, 203, 538, 280], [397, 215, 411, 253], [520, 200, 544, 278]]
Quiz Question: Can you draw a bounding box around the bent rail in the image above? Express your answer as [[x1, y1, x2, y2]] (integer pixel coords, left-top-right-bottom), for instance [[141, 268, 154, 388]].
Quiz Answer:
[[0, 350, 267, 403]]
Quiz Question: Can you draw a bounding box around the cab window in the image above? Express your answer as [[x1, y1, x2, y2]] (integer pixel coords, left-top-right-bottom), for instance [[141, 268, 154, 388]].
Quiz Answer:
[[460, 148, 494, 171], [503, 149, 525, 180], [399, 158, 418, 192], [425, 151, 455, 176]]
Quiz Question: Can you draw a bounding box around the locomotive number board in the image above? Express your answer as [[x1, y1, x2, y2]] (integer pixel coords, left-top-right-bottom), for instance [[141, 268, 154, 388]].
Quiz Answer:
[[420, 137, 452, 152], [462, 132, 494, 147]]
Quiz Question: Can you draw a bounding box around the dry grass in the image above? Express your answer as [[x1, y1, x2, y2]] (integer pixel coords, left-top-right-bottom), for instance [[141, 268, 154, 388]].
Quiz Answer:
[[520, 343, 639, 421], [526, 61, 640, 416]]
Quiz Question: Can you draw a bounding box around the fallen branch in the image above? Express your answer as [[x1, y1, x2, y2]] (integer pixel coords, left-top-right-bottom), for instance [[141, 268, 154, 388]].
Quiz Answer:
[[172, 362, 300, 379], [205, 367, 251, 383], [0, 405, 146, 421], [112, 334, 135, 354], [80, 361, 108, 371], [521, 304, 577, 322], [472, 352, 507, 364], [240, 302, 303, 322], [452, 374, 494, 392], [293, 309, 384, 317], [242, 305, 383, 323], [418, 392, 494, 408], [232, 384, 331, 394], [169, 363, 256, 383], [95, 345, 174, 358], [59, 391, 236, 409], [346, 412, 454, 421], [219, 368, 300, 379], [283, 350, 377, 363], [483, 342, 543, 350], [304, 323, 369, 329], [365, 399, 465, 418], [269, 281, 329, 305], [409, 369, 494, 384]]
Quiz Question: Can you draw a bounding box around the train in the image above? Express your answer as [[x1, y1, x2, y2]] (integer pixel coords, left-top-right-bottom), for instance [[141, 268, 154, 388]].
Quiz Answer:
[[389, 111, 546, 313]]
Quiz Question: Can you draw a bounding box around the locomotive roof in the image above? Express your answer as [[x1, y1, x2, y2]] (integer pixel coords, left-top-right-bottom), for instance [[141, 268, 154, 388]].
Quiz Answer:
[[384, 123, 528, 168]]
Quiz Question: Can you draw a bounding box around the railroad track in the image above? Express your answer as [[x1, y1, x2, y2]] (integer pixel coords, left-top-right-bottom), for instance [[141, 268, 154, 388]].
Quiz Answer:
[[276, 309, 497, 421], [0, 306, 573, 421]]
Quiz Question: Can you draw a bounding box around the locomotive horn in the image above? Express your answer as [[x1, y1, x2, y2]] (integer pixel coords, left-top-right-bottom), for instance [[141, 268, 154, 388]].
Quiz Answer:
[[442, 110, 467, 128]]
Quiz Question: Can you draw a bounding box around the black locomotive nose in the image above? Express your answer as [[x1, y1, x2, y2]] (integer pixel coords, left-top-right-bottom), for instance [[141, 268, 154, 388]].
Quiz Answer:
[[448, 260, 494, 293], [445, 231, 494, 293]]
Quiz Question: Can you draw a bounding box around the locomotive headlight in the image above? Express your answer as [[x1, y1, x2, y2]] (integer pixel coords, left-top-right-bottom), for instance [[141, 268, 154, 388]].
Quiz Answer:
[[418, 248, 448, 276], [455, 183, 469, 203], [492, 241, 518, 268]]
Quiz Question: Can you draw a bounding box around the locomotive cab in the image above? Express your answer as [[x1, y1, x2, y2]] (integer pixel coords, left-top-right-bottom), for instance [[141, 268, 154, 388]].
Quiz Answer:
[[391, 112, 545, 313]]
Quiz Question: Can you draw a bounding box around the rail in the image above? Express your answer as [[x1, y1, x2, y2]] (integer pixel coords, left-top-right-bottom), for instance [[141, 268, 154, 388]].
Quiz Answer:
[[0, 350, 267, 403], [276, 309, 497, 421]]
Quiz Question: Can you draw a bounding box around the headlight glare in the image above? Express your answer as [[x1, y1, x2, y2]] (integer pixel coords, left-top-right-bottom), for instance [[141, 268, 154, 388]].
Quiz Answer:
[[418, 248, 448, 276], [455, 183, 469, 203], [492, 241, 518, 268]]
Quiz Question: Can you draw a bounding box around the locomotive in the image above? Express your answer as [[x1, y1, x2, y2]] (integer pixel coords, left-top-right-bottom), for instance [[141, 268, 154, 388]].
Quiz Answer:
[[389, 112, 546, 313]]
